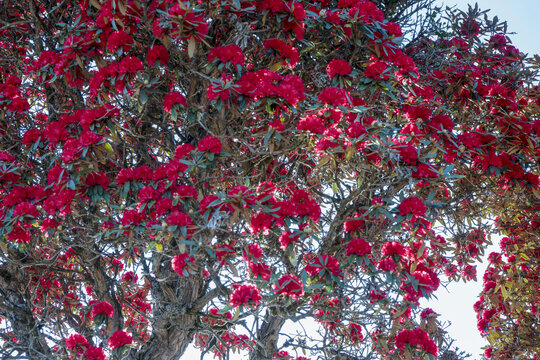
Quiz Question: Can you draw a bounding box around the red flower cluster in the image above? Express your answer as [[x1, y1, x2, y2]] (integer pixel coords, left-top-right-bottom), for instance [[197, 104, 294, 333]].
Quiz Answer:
[[168, 5, 208, 42], [365, 60, 390, 80], [65, 333, 89, 355], [305, 254, 342, 278], [198, 135, 222, 154], [166, 210, 194, 228], [83, 346, 106, 360], [91, 301, 114, 319], [147, 45, 170, 66], [107, 330, 133, 349], [381, 241, 406, 257], [326, 59, 352, 79], [107, 30, 133, 53], [317, 87, 350, 106], [171, 253, 195, 277], [230, 284, 262, 308], [163, 91, 187, 112], [349, 323, 364, 342], [275, 274, 304, 299], [264, 38, 299, 68], [278, 231, 299, 250], [398, 197, 426, 216], [208, 44, 245, 65], [340, 0, 384, 23], [236, 69, 305, 106], [345, 237, 372, 257], [249, 261, 271, 281], [395, 328, 438, 356]]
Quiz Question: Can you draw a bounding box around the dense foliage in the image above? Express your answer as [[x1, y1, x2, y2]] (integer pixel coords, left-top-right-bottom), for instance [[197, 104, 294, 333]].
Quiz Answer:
[[0, 0, 538, 359]]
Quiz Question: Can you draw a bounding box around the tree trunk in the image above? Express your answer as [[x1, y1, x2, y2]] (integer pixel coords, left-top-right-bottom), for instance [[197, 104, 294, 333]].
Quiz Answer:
[[251, 312, 286, 360]]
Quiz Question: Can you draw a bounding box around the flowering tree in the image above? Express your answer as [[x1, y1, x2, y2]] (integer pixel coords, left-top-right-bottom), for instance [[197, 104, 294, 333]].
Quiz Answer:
[[0, 1, 538, 360]]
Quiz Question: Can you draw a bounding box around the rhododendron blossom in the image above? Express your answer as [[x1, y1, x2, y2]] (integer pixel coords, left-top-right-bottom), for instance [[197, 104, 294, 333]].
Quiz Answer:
[[275, 274, 304, 299], [230, 284, 262, 308], [91, 301, 114, 320], [107, 330, 133, 349]]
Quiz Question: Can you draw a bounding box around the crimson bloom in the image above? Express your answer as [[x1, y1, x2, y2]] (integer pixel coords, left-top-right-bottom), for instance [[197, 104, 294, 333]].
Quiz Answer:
[[395, 328, 438, 356], [91, 301, 114, 320], [207, 44, 245, 65], [305, 254, 342, 278], [326, 59, 352, 79], [365, 60, 390, 80], [345, 238, 372, 256], [65, 333, 89, 355], [275, 274, 304, 299], [163, 91, 187, 112], [83, 346, 106, 360], [171, 253, 195, 277], [107, 330, 133, 349], [147, 44, 170, 66], [198, 135, 222, 154], [398, 197, 427, 216], [230, 284, 262, 308], [349, 323, 364, 342]]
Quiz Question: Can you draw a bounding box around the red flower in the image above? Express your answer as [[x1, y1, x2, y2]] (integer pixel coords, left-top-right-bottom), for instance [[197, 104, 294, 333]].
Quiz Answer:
[[364, 60, 389, 80], [377, 257, 397, 272], [369, 289, 386, 303], [249, 261, 271, 281], [384, 21, 403, 37], [246, 244, 263, 258], [85, 172, 110, 189], [381, 241, 405, 257], [215, 243, 236, 264], [345, 122, 366, 138], [91, 301, 114, 319], [118, 56, 143, 74], [171, 253, 194, 277], [398, 197, 426, 216], [305, 254, 342, 278], [397, 144, 418, 165], [107, 30, 133, 53], [83, 346, 106, 360], [395, 328, 438, 356], [13, 202, 39, 218], [278, 231, 299, 250], [121, 209, 145, 226], [349, 323, 364, 343], [65, 333, 89, 355], [147, 45, 170, 66], [198, 135, 222, 154], [275, 274, 303, 299], [163, 91, 187, 112], [230, 284, 262, 308], [208, 44, 245, 65], [107, 330, 132, 349], [326, 59, 352, 79], [317, 87, 350, 106], [345, 238, 372, 257], [166, 210, 193, 227], [264, 38, 299, 68], [297, 114, 326, 134], [138, 185, 157, 203], [22, 128, 43, 145]]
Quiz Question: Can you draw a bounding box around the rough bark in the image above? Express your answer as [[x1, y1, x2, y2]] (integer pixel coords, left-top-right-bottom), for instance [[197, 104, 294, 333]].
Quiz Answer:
[[251, 312, 286, 360]]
